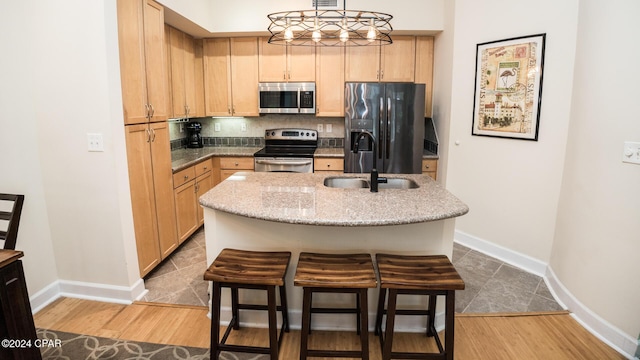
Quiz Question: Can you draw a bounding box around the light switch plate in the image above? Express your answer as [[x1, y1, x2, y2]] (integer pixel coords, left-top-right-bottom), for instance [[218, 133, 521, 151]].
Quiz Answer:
[[317, 124, 323, 132], [326, 123, 332, 133], [87, 133, 104, 152], [214, 123, 221, 132], [622, 141, 640, 164]]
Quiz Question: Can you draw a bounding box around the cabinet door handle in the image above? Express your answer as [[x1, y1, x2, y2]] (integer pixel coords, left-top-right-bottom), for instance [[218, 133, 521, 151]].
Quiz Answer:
[[145, 104, 150, 119], [148, 104, 155, 118], [150, 128, 156, 142], [234, 162, 239, 166], [184, 175, 189, 180]]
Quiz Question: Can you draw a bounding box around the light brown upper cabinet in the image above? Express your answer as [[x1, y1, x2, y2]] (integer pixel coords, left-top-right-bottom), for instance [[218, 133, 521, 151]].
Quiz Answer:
[[345, 36, 416, 82], [166, 26, 199, 119], [415, 36, 434, 117], [315, 46, 345, 117], [203, 37, 259, 117], [258, 37, 316, 82], [117, 0, 169, 124]]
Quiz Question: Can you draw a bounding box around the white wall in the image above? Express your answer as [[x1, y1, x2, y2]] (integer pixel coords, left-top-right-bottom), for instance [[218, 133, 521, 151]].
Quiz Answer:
[[550, 0, 640, 344], [445, 0, 639, 354], [0, 1, 59, 295], [159, 0, 445, 36], [446, 0, 578, 262], [0, 0, 140, 304]]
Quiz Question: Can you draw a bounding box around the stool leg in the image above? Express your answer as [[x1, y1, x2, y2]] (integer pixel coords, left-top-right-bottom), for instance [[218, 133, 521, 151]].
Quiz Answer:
[[375, 288, 386, 336], [210, 282, 221, 360], [300, 287, 312, 360], [427, 294, 437, 337], [359, 289, 370, 360], [231, 286, 240, 330], [445, 290, 455, 360], [382, 289, 397, 360], [356, 291, 362, 335], [279, 284, 290, 332], [267, 285, 279, 360]]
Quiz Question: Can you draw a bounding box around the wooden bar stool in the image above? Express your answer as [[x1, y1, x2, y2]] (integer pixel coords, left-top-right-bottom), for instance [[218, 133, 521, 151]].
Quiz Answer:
[[294, 252, 377, 360], [204, 248, 291, 360], [374, 254, 465, 360]]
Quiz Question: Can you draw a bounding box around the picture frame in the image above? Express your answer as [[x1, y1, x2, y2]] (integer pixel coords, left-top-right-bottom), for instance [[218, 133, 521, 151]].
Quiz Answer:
[[472, 33, 546, 141]]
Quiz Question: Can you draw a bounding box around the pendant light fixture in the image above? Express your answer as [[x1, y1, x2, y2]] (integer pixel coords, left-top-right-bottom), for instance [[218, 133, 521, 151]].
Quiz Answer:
[[267, 0, 393, 46]]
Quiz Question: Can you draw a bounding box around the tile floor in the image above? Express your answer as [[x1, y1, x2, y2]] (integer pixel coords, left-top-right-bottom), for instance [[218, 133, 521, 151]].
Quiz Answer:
[[143, 228, 563, 313]]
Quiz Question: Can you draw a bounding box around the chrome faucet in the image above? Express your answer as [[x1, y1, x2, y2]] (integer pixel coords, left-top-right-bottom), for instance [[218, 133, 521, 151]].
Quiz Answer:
[[353, 130, 386, 192]]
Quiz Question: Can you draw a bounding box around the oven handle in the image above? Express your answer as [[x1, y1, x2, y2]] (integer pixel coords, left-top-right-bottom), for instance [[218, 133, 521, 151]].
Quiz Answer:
[[255, 159, 313, 166]]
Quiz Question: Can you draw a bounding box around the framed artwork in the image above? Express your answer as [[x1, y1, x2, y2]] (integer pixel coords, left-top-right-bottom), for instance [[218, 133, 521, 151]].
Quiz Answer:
[[472, 33, 546, 140]]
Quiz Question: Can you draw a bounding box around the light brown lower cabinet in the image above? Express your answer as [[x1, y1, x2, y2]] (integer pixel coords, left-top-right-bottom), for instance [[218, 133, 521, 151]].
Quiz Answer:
[[422, 159, 438, 180], [219, 156, 254, 181], [125, 121, 178, 277], [314, 157, 344, 173], [173, 158, 217, 243]]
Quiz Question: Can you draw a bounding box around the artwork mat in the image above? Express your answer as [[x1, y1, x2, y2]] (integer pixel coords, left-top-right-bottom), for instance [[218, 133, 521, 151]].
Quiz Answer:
[[472, 34, 546, 140]]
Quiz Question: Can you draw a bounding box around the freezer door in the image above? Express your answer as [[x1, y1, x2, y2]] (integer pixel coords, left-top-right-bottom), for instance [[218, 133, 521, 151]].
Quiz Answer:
[[382, 83, 425, 174], [344, 83, 384, 173]]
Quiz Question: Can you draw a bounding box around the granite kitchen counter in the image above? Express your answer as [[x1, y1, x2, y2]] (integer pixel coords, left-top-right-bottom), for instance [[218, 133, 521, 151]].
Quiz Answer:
[[171, 147, 260, 172], [199, 172, 468, 226]]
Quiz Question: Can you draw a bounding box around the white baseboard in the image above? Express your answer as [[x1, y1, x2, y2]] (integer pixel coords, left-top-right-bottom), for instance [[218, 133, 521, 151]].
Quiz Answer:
[[545, 267, 637, 359], [30, 278, 147, 314], [454, 230, 547, 276], [455, 230, 636, 359]]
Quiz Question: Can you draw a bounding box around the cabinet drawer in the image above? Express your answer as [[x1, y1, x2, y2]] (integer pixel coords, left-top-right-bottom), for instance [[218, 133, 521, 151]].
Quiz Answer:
[[194, 158, 213, 177], [314, 158, 344, 172], [220, 157, 254, 170], [173, 166, 196, 188], [422, 159, 437, 173], [422, 159, 437, 180]]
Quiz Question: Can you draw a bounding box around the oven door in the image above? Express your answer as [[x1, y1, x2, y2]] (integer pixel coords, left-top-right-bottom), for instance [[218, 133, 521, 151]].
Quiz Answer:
[[254, 157, 314, 173]]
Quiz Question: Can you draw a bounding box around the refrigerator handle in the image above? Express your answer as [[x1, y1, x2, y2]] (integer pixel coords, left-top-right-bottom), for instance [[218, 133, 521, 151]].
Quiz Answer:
[[386, 97, 391, 159], [378, 97, 384, 159]]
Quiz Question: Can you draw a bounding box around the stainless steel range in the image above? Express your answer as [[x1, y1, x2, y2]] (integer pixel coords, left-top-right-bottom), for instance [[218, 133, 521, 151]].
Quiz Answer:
[[254, 128, 318, 173]]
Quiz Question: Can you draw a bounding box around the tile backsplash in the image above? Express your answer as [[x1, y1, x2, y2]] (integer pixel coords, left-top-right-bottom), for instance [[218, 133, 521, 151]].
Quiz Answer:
[[170, 115, 345, 150]]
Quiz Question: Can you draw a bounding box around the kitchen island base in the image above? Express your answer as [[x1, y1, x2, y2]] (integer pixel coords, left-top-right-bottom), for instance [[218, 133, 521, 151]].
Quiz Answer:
[[204, 208, 457, 333]]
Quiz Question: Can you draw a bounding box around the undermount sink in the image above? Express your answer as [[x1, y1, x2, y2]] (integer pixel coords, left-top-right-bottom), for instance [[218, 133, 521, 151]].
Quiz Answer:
[[378, 178, 420, 189], [323, 177, 369, 189], [323, 177, 419, 190]]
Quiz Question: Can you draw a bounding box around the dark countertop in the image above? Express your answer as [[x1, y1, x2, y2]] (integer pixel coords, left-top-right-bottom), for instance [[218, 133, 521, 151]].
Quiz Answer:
[[171, 147, 438, 172]]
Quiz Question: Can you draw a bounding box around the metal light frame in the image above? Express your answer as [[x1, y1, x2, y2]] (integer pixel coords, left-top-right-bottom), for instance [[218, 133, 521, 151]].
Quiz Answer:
[[267, 1, 393, 46]]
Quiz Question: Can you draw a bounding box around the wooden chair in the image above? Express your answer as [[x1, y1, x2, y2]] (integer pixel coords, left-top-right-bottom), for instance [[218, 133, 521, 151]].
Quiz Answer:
[[0, 194, 25, 250], [374, 253, 465, 360], [204, 248, 291, 360], [294, 252, 377, 360]]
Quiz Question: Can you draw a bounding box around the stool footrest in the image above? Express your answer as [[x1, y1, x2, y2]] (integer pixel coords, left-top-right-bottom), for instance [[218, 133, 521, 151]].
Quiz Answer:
[[387, 351, 446, 359], [217, 343, 273, 355], [307, 349, 366, 358], [311, 307, 359, 314]]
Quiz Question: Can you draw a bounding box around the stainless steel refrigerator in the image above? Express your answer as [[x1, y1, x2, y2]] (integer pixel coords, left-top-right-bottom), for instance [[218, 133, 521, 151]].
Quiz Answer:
[[344, 82, 425, 174]]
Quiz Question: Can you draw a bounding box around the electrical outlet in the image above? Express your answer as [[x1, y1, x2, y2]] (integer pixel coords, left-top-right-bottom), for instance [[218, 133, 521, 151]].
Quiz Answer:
[[87, 133, 104, 152], [214, 123, 221, 132], [241, 123, 247, 132], [326, 123, 332, 133], [622, 141, 640, 164], [317, 124, 324, 132]]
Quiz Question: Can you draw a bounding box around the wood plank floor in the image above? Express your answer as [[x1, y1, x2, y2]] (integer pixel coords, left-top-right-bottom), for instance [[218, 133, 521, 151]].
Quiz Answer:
[[34, 297, 626, 359]]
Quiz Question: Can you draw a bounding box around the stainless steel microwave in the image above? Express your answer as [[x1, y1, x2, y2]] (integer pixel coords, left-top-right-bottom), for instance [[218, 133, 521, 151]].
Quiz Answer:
[[258, 82, 316, 114]]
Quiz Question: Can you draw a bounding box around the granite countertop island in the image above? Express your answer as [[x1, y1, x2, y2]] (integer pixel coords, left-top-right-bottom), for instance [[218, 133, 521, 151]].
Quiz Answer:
[[200, 171, 468, 331], [199, 172, 468, 226]]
